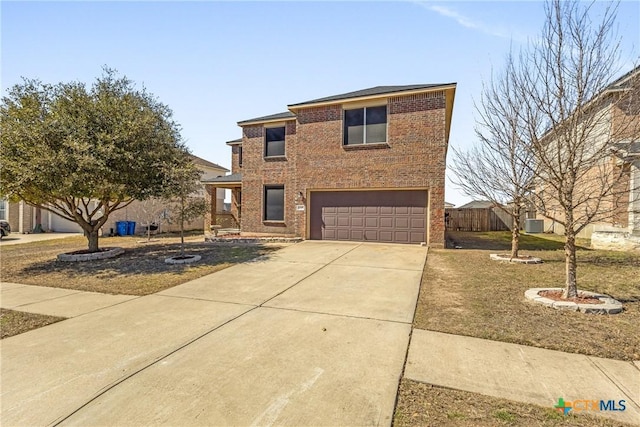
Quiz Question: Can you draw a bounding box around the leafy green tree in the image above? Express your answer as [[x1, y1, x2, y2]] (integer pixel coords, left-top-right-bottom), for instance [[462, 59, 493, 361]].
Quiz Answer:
[[0, 68, 190, 252]]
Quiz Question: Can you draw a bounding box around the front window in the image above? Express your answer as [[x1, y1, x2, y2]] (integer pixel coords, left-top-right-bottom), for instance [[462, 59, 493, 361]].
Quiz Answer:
[[0, 199, 6, 220], [264, 185, 284, 221], [265, 127, 285, 157], [343, 106, 387, 145]]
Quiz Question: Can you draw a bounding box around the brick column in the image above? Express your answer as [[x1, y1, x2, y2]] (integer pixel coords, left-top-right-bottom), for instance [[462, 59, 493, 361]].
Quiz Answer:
[[204, 185, 215, 232]]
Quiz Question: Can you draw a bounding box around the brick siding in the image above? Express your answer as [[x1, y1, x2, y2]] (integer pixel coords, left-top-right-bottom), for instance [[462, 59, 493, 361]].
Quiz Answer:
[[237, 90, 450, 246]]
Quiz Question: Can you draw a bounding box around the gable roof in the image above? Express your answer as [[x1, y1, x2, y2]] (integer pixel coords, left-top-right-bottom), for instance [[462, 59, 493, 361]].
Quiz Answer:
[[201, 172, 242, 184], [604, 65, 640, 92], [237, 111, 296, 126], [188, 154, 229, 172], [288, 84, 455, 108]]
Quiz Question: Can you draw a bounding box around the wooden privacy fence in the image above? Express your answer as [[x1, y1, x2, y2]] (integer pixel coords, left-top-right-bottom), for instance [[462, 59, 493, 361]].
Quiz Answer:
[[445, 208, 510, 232]]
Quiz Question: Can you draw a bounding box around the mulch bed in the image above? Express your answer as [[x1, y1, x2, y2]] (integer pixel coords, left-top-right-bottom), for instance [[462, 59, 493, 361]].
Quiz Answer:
[[65, 247, 117, 255]]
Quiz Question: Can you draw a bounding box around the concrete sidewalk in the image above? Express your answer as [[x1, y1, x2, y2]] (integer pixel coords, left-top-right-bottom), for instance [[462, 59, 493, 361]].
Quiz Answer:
[[405, 330, 640, 426], [1, 241, 426, 426], [0, 232, 82, 246], [0, 282, 137, 317]]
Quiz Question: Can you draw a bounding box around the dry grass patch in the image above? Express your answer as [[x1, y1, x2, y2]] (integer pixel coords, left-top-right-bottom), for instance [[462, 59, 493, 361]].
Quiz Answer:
[[394, 380, 634, 427], [0, 309, 65, 339], [415, 232, 640, 361], [0, 234, 286, 295]]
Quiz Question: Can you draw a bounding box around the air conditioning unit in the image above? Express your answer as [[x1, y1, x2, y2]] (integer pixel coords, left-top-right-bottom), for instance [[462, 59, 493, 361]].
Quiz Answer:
[[525, 219, 544, 233]]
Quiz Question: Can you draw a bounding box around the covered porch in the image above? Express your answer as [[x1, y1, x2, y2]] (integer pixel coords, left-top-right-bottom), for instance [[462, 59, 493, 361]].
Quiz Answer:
[[202, 173, 242, 234]]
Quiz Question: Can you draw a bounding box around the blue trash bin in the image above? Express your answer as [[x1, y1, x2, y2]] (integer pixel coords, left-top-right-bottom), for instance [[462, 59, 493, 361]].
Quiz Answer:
[[116, 221, 128, 236], [127, 221, 136, 235]]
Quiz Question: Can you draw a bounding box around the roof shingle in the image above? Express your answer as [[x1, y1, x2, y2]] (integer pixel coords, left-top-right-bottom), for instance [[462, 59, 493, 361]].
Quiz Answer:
[[237, 111, 296, 126], [288, 84, 455, 107]]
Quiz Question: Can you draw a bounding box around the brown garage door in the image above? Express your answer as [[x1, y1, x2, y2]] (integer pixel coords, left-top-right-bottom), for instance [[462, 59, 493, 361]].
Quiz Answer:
[[310, 190, 427, 244]]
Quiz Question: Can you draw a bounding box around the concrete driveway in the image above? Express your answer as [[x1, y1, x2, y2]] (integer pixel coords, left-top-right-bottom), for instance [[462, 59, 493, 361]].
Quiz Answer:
[[0, 241, 426, 426]]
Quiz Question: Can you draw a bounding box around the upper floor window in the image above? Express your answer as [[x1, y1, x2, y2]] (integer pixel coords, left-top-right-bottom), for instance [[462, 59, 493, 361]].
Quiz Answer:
[[238, 146, 243, 167], [265, 126, 286, 157], [343, 106, 387, 145]]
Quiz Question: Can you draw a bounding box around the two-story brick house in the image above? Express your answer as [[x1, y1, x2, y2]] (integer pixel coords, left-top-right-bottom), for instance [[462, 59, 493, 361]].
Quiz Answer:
[[205, 84, 456, 247]]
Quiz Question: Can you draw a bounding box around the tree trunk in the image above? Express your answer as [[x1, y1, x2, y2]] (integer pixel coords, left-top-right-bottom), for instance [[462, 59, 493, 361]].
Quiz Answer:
[[180, 224, 185, 257], [87, 229, 100, 253], [511, 209, 521, 259], [180, 200, 185, 258], [563, 232, 578, 298]]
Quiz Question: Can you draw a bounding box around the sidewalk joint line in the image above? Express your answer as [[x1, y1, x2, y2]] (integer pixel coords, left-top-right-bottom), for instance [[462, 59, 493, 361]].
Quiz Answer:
[[586, 356, 640, 408], [154, 293, 258, 308], [259, 304, 413, 325], [52, 304, 261, 426], [257, 244, 363, 308]]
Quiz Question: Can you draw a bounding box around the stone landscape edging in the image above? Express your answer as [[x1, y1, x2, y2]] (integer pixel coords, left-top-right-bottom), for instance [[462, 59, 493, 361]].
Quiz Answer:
[[524, 287, 623, 314], [57, 247, 124, 262], [490, 253, 543, 264]]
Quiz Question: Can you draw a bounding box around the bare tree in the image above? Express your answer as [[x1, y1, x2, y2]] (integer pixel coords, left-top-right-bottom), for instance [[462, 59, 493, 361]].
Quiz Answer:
[[450, 53, 535, 259], [132, 198, 167, 242], [164, 162, 208, 258], [518, 0, 639, 297]]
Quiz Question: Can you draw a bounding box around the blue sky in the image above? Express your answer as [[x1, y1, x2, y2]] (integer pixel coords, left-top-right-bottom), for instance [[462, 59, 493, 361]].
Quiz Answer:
[[2, 1, 639, 206]]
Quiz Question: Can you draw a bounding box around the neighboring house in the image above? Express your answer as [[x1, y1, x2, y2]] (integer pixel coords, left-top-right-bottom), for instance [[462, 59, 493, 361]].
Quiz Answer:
[[457, 200, 496, 209], [3, 154, 228, 235], [535, 67, 640, 247], [106, 154, 228, 234], [444, 201, 455, 209], [1, 198, 79, 234], [204, 83, 456, 246]]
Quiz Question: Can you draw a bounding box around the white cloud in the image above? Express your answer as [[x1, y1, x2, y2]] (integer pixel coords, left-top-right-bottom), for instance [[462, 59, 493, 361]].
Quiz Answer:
[[413, 1, 522, 41]]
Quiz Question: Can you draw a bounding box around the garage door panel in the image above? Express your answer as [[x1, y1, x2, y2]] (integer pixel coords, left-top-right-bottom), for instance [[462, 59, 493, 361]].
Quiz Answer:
[[324, 215, 337, 227], [394, 217, 409, 228], [350, 230, 364, 240], [394, 231, 409, 242], [311, 190, 428, 244], [337, 229, 351, 240], [324, 229, 337, 239], [411, 231, 426, 242], [365, 206, 379, 214], [365, 217, 378, 227], [364, 230, 379, 241], [379, 217, 394, 228], [351, 217, 364, 227], [411, 218, 425, 228], [379, 231, 393, 241]]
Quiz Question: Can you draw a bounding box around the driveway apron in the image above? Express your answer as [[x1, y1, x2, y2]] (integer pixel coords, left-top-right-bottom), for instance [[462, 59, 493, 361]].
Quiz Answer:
[[0, 241, 426, 426]]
